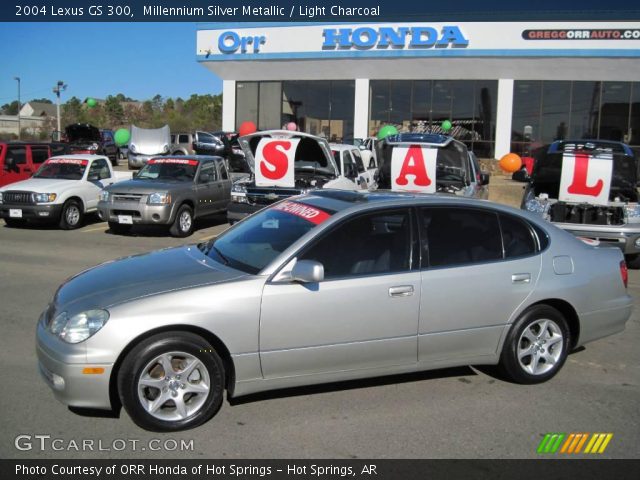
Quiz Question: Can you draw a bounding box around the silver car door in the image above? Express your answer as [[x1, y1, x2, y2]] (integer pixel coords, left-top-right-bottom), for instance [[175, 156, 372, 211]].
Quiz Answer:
[[417, 207, 541, 365], [259, 208, 420, 378]]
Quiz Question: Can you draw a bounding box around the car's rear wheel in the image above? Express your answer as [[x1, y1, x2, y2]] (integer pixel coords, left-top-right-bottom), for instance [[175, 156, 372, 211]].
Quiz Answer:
[[108, 221, 132, 235], [499, 305, 570, 384], [170, 204, 194, 237], [59, 199, 84, 230], [117, 332, 225, 432], [625, 254, 640, 270]]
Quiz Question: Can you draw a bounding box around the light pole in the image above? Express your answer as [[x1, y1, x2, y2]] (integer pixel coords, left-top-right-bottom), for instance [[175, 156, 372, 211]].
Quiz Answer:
[[13, 76, 20, 139], [52, 80, 67, 136]]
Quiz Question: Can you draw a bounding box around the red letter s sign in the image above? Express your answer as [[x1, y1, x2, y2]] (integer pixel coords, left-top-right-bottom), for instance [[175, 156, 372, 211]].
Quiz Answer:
[[255, 138, 300, 187]]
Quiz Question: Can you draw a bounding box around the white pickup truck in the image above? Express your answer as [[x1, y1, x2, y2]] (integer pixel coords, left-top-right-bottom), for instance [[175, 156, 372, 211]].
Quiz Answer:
[[0, 154, 131, 229]]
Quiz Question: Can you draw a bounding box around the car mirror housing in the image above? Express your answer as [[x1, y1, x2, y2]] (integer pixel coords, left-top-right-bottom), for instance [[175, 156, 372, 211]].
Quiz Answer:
[[480, 172, 491, 185], [291, 260, 324, 283]]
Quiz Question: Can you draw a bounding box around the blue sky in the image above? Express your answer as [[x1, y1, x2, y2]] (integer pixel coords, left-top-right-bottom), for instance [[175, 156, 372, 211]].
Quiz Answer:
[[0, 23, 222, 106]]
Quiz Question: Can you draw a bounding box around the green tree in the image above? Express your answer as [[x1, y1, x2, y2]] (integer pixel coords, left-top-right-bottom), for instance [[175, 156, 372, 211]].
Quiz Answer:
[[104, 95, 124, 126], [61, 96, 85, 125], [30, 98, 53, 104], [2, 101, 19, 115]]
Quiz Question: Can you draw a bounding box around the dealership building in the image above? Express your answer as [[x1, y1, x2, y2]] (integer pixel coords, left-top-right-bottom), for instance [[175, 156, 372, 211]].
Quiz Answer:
[[197, 21, 640, 158]]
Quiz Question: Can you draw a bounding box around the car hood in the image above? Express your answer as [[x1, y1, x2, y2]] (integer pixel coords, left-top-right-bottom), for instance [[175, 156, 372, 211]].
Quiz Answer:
[[65, 124, 101, 142], [0, 178, 79, 193], [104, 178, 191, 193], [130, 125, 171, 155], [54, 246, 246, 313]]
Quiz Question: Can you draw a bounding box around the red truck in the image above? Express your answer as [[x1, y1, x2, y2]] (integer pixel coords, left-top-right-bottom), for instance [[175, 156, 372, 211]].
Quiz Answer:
[[0, 142, 68, 187]]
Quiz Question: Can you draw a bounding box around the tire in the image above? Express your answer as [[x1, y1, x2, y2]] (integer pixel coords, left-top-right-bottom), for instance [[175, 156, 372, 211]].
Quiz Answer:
[[111, 153, 119, 167], [170, 204, 194, 237], [108, 221, 132, 235], [625, 254, 640, 270], [172, 151, 184, 155], [59, 199, 84, 230], [117, 332, 225, 432], [499, 305, 570, 384], [3, 218, 23, 228]]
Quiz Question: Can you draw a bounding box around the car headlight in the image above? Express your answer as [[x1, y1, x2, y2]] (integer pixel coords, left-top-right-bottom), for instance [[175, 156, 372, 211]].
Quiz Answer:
[[524, 198, 550, 217], [148, 192, 171, 205], [32, 193, 57, 203], [232, 183, 247, 193], [162, 144, 170, 153], [129, 144, 137, 153], [231, 183, 248, 204], [99, 190, 110, 202], [624, 205, 640, 223], [89, 143, 99, 151], [50, 309, 109, 344]]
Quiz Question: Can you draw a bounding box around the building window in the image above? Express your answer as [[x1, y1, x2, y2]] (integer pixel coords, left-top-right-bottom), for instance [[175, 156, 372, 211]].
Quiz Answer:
[[511, 81, 640, 156], [369, 80, 497, 157]]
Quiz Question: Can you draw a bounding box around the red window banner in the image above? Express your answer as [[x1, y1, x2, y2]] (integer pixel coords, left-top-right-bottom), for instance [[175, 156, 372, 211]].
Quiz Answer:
[[46, 158, 88, 166], [272, 201, 331, 225], [148, 158, 198, 166]]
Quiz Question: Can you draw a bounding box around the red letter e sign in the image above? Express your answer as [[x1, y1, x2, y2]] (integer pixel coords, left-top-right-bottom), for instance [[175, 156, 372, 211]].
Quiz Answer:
[[391, 145, 437, 193], [559, 153, 612, 206], [255, 138, 300, 187]]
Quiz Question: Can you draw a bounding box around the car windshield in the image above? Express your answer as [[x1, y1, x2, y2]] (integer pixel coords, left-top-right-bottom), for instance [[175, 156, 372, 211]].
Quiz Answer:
[[136, 159, 198, 181], [33, 158, 87, 180], [199, 200, 334, 274]]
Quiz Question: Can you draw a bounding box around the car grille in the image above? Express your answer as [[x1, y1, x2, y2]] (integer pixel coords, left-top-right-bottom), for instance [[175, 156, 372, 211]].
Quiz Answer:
[[3, 191, 34, 205], [246, 188, 303, 206], [112, 193, 143, 203], [549, 203, 625, 226]]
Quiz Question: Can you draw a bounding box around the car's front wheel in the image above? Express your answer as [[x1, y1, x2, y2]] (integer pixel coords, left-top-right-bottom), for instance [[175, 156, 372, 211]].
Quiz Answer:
[[170, 204, 194, 237], [499, 305, 570, 384], [117, 332, 225, 432], [59, 199, 84, 230]]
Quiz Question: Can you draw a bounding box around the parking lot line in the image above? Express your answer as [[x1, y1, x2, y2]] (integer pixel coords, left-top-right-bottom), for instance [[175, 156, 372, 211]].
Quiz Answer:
[[82, 225, 108, 233]]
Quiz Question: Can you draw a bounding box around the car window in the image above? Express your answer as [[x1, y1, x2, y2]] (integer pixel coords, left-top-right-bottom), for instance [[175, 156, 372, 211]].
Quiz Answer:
[[7, 146, 26, 166], [179, 134, 190, 144], [216, 159, 229, 179], [197, 132, 215, 143], [31, 147, 49, 165], [300, 209, 412, 279], [171, 135, 176, 144], [198, 162, 217, 183], [88, 159, 110, 180], [352, 149, 365, 173], [421, 207, 502, 268], [342, 151, 356, 177], [499, 214, 537, 258]]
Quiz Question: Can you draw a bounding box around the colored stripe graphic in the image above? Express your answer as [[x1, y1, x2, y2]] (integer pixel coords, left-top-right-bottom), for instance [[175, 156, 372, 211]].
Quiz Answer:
[[539, 433, 613, 454]]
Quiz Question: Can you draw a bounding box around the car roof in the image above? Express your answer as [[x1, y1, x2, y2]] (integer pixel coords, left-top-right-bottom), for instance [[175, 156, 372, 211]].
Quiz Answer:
[[329, 143, 358, 151], [149, 155, 221, 162]]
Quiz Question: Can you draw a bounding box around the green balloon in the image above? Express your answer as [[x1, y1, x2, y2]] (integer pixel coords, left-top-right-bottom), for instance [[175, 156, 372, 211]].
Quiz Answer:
[[377, 125, 398, 140], [86, 98, 97, 108], [441, 120, 452, 132], [114, 128, 130, 146]]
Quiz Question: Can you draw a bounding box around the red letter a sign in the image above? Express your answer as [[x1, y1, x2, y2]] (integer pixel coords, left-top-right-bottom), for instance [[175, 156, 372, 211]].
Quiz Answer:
[[559, 153, 612, 206], [391, 145, 437, 193]]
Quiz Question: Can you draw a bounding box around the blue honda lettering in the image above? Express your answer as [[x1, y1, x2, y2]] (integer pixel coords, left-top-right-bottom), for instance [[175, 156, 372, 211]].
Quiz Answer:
[[322, 28, 352, 48], [437, 26, 469, 47], [409, 27, 438, 47], [351, 27, 378, 48], [377, 27, 409, 47]]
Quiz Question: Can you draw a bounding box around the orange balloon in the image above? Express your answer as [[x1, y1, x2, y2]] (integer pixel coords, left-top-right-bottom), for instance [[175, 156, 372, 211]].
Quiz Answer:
[[499, 153, 522, 173]]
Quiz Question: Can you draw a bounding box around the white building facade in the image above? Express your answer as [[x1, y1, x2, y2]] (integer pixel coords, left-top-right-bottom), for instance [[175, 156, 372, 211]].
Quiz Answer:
[[197, 21, 640, 158]]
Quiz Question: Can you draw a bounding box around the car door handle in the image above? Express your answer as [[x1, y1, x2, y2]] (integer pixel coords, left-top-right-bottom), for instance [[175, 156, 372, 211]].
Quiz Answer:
[[511, 273, 531, 284], [389, 286, 414, 297]]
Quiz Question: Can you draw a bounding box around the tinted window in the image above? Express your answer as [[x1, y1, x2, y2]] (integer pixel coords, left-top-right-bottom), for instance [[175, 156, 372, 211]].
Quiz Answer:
[[300, 209, 411, 279], [216, 159, 229, 179], [197, 132, 215, 143], [499, 214, 537, 258], [198, 162, 217, 183], [342, 151, 356, 177], [421, 208, 502, 268], [7, 146, 26, 165], [179, 134, 190, 144], [88, 159, 110, 180], [31, 147, 49, 164], [352, 149, 365, 173]]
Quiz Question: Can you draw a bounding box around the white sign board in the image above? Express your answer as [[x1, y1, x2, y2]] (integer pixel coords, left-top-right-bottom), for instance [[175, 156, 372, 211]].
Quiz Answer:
[[559, 153, 613, 206], [391, 146, 437, 193], [255, 138, 300, 187]]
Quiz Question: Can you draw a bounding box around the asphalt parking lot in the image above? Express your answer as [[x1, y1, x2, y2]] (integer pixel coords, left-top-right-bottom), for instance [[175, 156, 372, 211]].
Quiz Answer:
[[0, 206, 639, 460]]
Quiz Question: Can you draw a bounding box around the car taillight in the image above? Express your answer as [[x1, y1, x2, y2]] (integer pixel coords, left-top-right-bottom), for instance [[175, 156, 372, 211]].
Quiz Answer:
[[620, 260, 628, 288]]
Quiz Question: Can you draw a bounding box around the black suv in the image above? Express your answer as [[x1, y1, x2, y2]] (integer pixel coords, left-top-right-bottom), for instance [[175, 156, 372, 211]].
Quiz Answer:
[[64, 124, 118, 165]]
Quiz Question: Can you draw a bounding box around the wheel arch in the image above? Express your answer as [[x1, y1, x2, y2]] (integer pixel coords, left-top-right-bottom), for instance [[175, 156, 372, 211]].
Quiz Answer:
[[108, 325, 236, 411], [525, 298, 581, 349], [62, 195, 85, 213]]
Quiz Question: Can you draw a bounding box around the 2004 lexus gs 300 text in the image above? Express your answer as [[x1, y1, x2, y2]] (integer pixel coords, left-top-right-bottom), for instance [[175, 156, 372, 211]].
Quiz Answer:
[[36, 190, 632, 431]]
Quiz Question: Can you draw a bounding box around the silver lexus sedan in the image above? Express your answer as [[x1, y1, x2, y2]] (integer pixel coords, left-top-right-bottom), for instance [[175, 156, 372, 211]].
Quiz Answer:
[[36, 191, 632, 431]]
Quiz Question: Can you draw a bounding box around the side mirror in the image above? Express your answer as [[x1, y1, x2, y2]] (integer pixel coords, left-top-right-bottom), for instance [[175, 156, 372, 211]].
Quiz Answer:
[[199, 173, 211, 183], [479, 172, 490, 186], [512, 169, 530, 183], [88, 173, 99, 181], [291, 260, 324, 283]]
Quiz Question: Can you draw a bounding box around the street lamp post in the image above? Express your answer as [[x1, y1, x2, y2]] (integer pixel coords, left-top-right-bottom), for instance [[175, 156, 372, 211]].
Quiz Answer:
[[52, 80, 67, 136], [13, 76, 20, 140]]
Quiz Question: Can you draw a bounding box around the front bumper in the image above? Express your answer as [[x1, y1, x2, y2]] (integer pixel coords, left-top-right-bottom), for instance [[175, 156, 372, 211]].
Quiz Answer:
[[0, 203, 62, 221], [555, 222, 640, 254], [227, 201, 262, 222], [97, 200, 174, 225], [36, 320, 113, 410]]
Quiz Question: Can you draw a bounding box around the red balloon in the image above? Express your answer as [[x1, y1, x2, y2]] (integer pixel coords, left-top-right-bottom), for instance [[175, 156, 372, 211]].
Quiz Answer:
[[499, 153, 522, 173], [238, 121, 257, 137]]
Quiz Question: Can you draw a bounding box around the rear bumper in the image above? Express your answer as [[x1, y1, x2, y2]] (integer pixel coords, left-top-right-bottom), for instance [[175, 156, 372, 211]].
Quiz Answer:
[[577, 300, 633, 346], [97, 200, 174, 225], [0, 203, 62, 221], [555, 223, 640, 254]]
